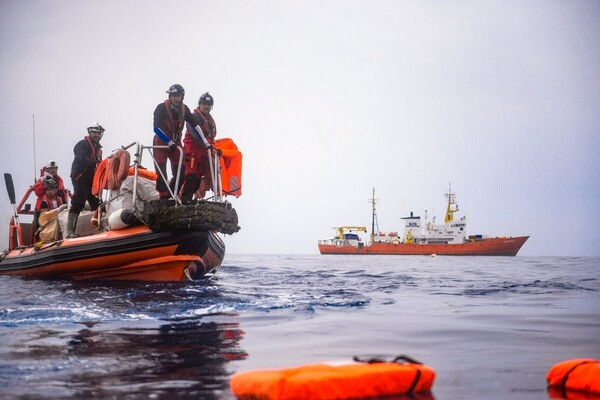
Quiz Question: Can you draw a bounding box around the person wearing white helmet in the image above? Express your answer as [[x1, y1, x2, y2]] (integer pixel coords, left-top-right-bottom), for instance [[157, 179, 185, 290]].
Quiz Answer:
[[66, 123, 104, 238], [153, 84, 214, 200]]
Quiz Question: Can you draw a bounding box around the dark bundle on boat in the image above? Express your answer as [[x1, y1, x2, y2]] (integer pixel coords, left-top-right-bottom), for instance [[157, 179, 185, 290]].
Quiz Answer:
[[144, 200, 240, 234]]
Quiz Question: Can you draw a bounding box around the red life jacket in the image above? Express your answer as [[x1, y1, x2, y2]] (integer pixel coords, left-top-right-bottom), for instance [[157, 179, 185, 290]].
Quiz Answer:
[[36, 194, 64, 211], [85, 135, 103, 162], [184, 108, 216, 144], [195, 108, 216, 141], [163, 100, 185, 141], [34, 174, 68, 202]]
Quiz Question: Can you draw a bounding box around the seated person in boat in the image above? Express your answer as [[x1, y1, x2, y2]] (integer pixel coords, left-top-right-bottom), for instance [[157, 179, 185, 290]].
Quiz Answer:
[[34, 180, 65, 242], [33, 160, 69, 205], [181, 92, 219, 200], [153, 84, 215, 200], [37, 180, 65, 213]]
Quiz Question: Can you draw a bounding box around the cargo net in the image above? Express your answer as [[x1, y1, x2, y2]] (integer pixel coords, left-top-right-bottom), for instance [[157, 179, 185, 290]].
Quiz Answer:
[[145, 201, 240, 235]]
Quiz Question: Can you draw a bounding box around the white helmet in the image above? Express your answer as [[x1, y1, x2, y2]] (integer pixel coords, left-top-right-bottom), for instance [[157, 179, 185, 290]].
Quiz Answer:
[[45, 160, 58, 169], [87, 122, 105, 133]]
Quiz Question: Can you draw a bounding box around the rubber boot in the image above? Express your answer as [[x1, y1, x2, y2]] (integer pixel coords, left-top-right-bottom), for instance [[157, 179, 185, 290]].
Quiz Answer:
[[66, 212, 80, 238]]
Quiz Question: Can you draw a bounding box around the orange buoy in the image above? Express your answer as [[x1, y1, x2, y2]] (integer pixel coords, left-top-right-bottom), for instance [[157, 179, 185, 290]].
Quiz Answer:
[[547, 358, 600, 398], [230, 355, 435, 400]]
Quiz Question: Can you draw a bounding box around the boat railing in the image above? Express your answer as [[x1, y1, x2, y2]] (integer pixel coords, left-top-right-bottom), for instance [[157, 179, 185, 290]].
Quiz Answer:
[[135, 142, 223, 206]]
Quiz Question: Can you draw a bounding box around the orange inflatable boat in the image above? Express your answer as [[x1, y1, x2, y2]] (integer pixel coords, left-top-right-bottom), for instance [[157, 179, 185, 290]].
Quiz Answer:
[[230, 355, 435, 400], [547, 358, 600, 399]]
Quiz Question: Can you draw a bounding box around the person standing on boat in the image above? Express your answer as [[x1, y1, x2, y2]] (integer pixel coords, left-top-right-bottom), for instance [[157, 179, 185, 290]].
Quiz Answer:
[[33, 160, 69, 206], [66, 123, 104, 238], [153, 84, 214, 200], [181, 92, 219, 200]]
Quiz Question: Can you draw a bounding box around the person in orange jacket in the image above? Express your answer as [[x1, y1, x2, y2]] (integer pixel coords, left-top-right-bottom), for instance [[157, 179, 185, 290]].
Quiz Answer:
[[153, 84, 214, 200], [36, 179, 65, 213], [181, 92, 219, 200], [33, 160, 69, 207]]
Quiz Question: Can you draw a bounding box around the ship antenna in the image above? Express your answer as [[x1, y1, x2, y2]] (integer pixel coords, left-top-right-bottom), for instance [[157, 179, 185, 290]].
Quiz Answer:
[[369, 187, 379, 243], [444, 182, 459, 224], [32, 114, 38, 183]]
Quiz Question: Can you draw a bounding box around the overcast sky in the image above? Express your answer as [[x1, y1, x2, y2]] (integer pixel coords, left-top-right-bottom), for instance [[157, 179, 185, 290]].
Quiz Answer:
[[1, 1, 599, 256]]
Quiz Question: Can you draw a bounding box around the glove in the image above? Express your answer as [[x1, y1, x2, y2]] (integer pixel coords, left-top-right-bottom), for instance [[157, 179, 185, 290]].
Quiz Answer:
[[215, 148, 222, 157], [168, 140, 178, 150]]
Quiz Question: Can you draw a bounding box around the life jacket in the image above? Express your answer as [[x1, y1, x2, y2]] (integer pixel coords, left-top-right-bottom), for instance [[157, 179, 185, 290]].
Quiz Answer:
[[195, 108, 216, 140], [547, 358, 600, 399], [184, 108, 217, 144], [163, 99, 185, 141], [74, 136, 103, 181], [86, 135, 103, 163], [92, 149, 131, 195], [230, 356, 436, 400], [214, 138, 242, 197], [34, 174, 68, 208], [36, 194, 63, 211]]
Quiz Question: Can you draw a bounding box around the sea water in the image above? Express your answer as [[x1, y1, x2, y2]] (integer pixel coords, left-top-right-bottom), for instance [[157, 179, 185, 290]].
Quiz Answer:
[[0, 255, 598, 399]]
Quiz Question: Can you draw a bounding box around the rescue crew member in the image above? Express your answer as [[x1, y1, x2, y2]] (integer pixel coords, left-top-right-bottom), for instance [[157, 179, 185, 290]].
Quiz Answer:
[[37, 179, 64, 213], [67, 123, 104, 238], [153, 84, 214, 199], [33, 160, 69, 207], [181, 92, 219, 200]]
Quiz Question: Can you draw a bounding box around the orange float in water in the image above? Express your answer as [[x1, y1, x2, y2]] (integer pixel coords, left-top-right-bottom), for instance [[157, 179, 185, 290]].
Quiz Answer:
[[547, 358, 600, 399], [230, 355, 435, 400]]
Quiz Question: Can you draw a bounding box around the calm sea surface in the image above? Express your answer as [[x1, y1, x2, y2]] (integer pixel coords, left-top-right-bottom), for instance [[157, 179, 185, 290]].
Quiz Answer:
[[0, 255, 598, 399]]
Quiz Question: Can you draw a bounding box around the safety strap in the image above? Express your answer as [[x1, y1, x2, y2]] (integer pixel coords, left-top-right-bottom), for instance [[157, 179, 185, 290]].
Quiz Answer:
[[352, 354, 425, 394]]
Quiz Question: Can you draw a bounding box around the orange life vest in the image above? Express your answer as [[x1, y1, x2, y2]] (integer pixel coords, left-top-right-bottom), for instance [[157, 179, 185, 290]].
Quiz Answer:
[[547, 358, 600, 398], [36, 194, 64, 211], [230, 357, 435, 400], [214, 138, 242, 197]]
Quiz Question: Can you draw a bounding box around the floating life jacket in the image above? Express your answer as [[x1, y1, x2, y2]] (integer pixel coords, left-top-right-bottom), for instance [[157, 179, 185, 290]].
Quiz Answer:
[[230, 355, 435, 400], [547, 358, 600, 398], [214, 138, 242, 197]]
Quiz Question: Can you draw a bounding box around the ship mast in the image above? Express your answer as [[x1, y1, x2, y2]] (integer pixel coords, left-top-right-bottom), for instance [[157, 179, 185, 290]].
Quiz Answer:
[[444, 182, 459, 224], [369, 188, 379, 243]]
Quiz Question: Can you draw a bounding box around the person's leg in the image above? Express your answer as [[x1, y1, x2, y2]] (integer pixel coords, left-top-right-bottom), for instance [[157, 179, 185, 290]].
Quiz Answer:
[[67, 179, 87, 238]]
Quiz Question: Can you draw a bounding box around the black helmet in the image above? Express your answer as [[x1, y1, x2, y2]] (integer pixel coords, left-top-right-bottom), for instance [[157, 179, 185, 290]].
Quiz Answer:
[[199, 92, 214, 106], [166, 84, 185, 97], [44, 179, 57, 190]]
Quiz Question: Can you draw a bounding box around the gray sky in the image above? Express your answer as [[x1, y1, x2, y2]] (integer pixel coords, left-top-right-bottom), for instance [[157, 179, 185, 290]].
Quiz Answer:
[[1, 0, 599, 256]]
